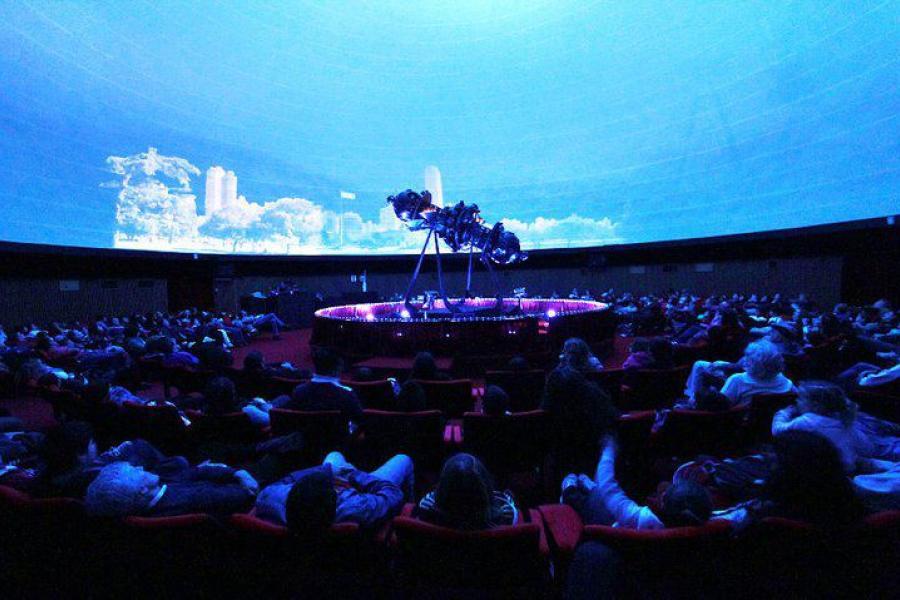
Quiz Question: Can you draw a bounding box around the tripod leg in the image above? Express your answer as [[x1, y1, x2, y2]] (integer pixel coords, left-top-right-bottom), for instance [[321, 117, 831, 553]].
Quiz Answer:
[[434, 236, 461, 314], [482, 254, 504, 311], [404, 229, 433, 317], [465, 245, 474, 298]]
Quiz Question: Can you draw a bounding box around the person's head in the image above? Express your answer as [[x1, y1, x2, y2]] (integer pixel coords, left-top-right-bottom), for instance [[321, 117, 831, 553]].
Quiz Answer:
[[352, 366, 377, 382], [765, 430, 863, 526], [482, 385, 510, 417], [40, 421, 96, 474], [285, 466, 336, 536], [694, 386, 731, 412], [85, 462, 162, 517], [410, 351, 438, 380], [740, 340, 784, 381], [559, 338, 592, 371], [629, 338, 651, 354], [312, 347, 343, 377], [396, 380, 427, 412], [158, 337, 176, 355], [657, 480, 712, 527], [433, 453, 495, 529], [797, 381, 857, 427], [203, 376, 238, 415], [543, 366, 589, 409], [34, 335, 51, 352], [243, 350, 265, 372], [506, 355, 529, 371]]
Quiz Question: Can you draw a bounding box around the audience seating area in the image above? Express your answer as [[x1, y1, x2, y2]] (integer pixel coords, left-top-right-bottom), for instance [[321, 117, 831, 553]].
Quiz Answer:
[[0, 291, 898, 598]]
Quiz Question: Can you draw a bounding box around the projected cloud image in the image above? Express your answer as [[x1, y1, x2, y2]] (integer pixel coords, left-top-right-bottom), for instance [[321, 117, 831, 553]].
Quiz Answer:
[[106, 148, 620, 254], [0, 1, 897, 254]]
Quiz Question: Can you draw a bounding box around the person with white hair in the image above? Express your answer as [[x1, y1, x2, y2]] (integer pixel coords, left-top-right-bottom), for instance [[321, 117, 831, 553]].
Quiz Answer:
[[85, 461, 257, 518], [719, 340, 795, 406]]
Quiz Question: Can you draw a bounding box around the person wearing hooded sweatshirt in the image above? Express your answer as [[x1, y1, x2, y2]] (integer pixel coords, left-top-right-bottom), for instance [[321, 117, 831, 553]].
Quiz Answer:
[[771, 381, 900, 472]]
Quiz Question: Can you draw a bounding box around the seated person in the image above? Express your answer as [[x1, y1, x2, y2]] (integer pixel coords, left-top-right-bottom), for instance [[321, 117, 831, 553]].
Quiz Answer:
[[395, 381, 427, 412], [243, 350, 308, 382], [158, 338, 201, 369], [835, 357, 900, 394], [189, 330, 233, 369], [407, 351, 450, 381], [30, 421, 98, 498], [85, 460, 258, 518], [541, 367, 618, 475], [719, 340, 794, 406], [622, 338, 654, 370], [415, 453, 518, 529], [178, 376, 242, 416], [482, 385, 510, 417], [243, 347, 361, 427], [714, 430, 865, 530], [773, 381, 899, 471], [557, 337, 603, 373], [561, 435, 712, 529], [255, 450, 412, 532]]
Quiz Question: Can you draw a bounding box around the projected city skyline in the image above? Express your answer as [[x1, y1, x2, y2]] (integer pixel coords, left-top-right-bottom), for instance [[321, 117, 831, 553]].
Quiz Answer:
[[108, 147, 621, 255]]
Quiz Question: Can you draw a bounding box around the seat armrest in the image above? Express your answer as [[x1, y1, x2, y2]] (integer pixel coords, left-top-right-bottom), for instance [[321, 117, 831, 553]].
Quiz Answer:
[[537, 503, 584, 558]]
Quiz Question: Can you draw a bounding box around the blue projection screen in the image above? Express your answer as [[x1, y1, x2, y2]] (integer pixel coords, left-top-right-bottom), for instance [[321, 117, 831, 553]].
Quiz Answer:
[[0, 1, 897, 255]]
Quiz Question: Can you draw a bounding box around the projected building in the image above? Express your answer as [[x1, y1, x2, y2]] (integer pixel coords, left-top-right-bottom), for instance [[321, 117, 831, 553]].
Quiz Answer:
[[204, 166, 224, 216], [204, 166, 238, 216], [424, 165, 443, 207]]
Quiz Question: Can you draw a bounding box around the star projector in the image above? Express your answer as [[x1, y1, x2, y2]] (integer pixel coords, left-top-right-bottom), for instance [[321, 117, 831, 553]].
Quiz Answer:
[[387, 189, 527, 266], [387, 188, 528, 316]]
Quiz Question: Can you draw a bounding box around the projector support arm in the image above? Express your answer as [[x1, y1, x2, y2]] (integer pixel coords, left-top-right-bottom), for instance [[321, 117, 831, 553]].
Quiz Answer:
[[404, 226, 504, 317], [403, 228, 433, 317]]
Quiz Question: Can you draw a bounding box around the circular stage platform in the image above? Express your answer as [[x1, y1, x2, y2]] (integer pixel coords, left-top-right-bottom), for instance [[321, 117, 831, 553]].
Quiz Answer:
[[311, 298, 616, 361]]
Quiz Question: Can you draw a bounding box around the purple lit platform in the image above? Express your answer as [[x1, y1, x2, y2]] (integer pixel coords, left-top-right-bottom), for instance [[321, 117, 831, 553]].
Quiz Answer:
[[311, 298, 617, 361]]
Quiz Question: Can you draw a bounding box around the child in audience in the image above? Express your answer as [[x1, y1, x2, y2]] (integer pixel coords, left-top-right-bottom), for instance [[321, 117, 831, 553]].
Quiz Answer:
[[561, 435, 712, 529], [416, 453, 518, 529]]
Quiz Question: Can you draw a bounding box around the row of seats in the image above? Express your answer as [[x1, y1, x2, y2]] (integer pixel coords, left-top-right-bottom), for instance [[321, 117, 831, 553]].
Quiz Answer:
[[2, 484, 896, 597], [44, 383, 800, 473]]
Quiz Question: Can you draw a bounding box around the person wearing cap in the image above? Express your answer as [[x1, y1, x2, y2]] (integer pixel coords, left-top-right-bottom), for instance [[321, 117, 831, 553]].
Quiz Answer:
[[254, 451, 413, 534]]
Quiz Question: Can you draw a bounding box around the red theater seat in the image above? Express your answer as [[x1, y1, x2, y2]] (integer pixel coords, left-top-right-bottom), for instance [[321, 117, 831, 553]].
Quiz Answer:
[[391, 503, 550, 595], [484, 369, 547, 412], [346, 379, 397, 410], [411, 379, 474, 417], [115, 514, 228, 595], [745, 392, 797, 443], [119, 401, 189, 451], [162, 365, 215, 399], [265, 376, 306, 399], [538, 503, 732, 597], [653, 406, 750, 458], [619, 365, 690, 410], [186, 409, 264, 445], [461, 410, 551, 480], [268, 408, 348, 461], [229, 513, 380, 596], [361, 409, 444, 470]]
